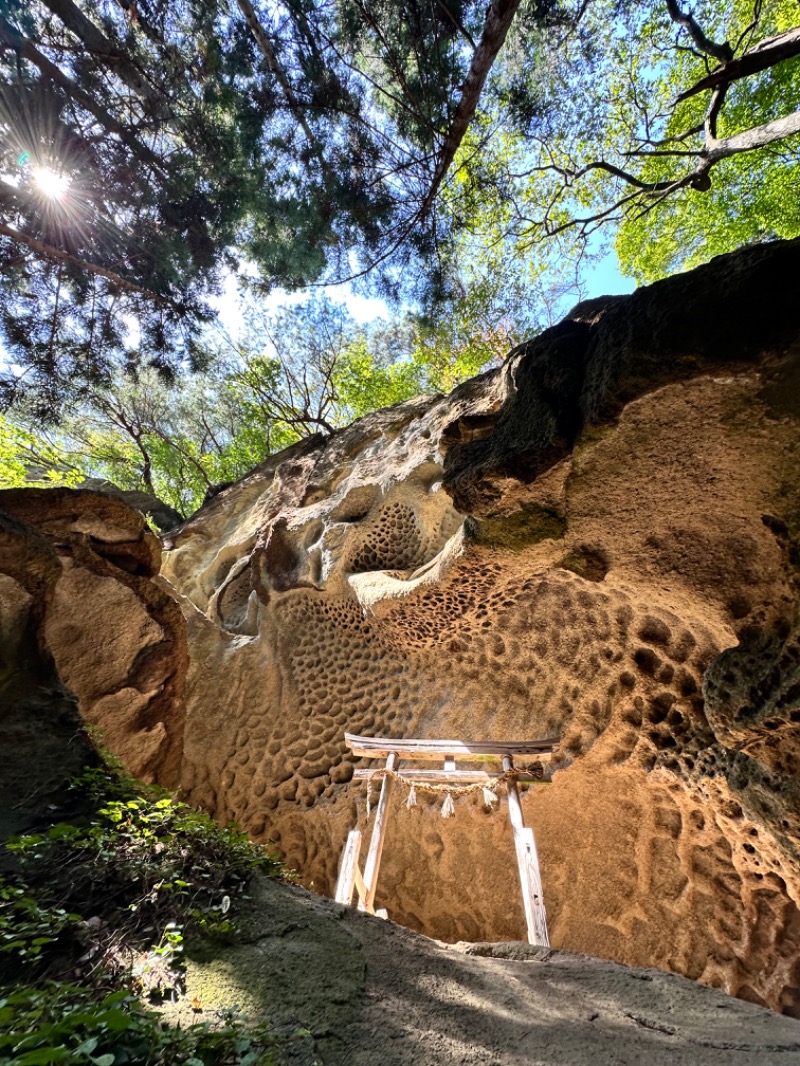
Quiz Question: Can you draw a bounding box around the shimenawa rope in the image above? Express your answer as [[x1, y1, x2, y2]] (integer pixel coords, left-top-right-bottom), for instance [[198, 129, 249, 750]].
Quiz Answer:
[[364, 767, 527, 818]]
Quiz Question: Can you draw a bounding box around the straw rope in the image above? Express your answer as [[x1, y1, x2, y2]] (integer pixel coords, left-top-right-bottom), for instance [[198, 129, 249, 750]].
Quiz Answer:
[[363, 766, 543, 818]]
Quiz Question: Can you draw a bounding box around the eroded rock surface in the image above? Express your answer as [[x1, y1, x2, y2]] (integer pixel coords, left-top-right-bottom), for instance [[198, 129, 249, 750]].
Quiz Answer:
[[0, 489, 187, 786], [3, 241, 795, 1013], [153, 239, 800, 1014]]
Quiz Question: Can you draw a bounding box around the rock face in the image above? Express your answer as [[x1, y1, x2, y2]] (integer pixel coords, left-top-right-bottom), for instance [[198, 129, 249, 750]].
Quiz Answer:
[[168, 875, 800, 1066], [0, 489, 187, 787], [156, 239, 800, 1014], [76, 478, 183, 532], [5, 239, 799, 1015]]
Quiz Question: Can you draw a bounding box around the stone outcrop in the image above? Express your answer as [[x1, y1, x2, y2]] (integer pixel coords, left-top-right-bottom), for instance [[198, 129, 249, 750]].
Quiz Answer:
[[157, 238, 800, 1014], [0, 489, 187, 787], [167, 874, 800, 1066], [76, 478, 183, 532], [4, 238, 800, 1016]]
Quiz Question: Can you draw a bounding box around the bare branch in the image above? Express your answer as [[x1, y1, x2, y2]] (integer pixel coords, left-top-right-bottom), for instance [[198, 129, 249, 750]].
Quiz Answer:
[[706, 106, 800, 161], [677, 24, 800, 102], [703, 83, 727, 143], [665, 0, 733, 62], [734, 0, 765, 55]]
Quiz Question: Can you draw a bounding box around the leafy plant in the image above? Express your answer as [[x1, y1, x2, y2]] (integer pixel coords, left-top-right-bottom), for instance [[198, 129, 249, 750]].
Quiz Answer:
[[6, 776, 281, 979], [0, 983, 276, 1065], [0, 753, 286, 1065], [0, 885, 80, 965]]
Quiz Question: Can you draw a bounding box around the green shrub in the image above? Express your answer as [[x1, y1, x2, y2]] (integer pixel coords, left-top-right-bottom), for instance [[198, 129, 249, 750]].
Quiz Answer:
[[6, 769, 282, 978], [0, 983, 275, 1065]]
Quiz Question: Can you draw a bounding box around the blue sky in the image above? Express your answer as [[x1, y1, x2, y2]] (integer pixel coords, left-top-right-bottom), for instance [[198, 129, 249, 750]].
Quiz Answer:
[[211, 246, 637, 341], [583, 248, 636, 300]]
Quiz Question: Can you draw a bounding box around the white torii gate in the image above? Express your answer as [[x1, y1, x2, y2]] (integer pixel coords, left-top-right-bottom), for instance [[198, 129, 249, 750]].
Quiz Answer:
[[335, 733, 554, 946]]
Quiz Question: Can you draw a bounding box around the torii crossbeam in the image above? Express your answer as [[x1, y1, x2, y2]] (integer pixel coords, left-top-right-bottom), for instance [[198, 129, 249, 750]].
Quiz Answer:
[[335, 733, 555, 946]]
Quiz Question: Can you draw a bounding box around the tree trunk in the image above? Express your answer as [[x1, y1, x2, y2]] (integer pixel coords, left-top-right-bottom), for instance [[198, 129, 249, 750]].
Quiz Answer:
[[417, 0, 523, 220]]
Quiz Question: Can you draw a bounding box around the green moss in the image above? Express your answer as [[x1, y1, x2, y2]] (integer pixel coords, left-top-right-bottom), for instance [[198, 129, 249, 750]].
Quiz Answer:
[[574, 422, 614, 450], [466, 506, 567, 552], [558, 546, 609, 582]]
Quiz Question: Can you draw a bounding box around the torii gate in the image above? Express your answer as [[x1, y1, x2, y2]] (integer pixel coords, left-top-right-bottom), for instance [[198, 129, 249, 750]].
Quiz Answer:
[[335, 733, 555, 946]]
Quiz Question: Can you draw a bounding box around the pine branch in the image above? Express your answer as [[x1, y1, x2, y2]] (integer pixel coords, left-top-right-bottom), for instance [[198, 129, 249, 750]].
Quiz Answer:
[[38, 0, 163, 109], [235, 0, 323, 155], [0, 14, 166, 173], [0, 221, 173, 305]]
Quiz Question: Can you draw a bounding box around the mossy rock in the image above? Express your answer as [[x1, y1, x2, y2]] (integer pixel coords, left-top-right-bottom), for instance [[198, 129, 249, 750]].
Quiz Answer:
[[465, 506, 566, 552]]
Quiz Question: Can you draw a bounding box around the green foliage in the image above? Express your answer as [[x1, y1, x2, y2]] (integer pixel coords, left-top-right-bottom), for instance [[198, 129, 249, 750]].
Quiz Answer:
[[5, 769, 282, 966], [615, 0, 800, 280], [3, 0, 799, 421], [440, 0, 800, 287], [0, 416, 83, 489], [0, 363, 276, 517], [0, 754, 284, 1065], [0, 275, 564, 518], [333, 338, 425, 418], [0, 0, 517, 407], [0, 885, 80, 965], [0, 983, 276, 1065]]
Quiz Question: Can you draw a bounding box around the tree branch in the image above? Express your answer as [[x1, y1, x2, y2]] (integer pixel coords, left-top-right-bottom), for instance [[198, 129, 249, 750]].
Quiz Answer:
[[0, 220, 173, 304], [235, 0, 324, 157], [0, 14, 166, 172], [677, 24, 800, 102], [39, 0, 162, 108], [706, 106, 800, 161], [665, 0, 732, 62], [435, 0, 477, 48]]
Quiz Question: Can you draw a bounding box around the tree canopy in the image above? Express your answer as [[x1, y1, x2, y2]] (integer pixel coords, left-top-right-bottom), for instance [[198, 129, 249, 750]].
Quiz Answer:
[[0, 287, 551, 516], [1, 0, 798, 429]]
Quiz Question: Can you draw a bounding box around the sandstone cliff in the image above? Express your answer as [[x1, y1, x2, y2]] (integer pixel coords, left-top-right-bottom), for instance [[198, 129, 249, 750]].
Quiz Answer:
[[0, 489, 187, 800], [5, 238, 800, 1016]]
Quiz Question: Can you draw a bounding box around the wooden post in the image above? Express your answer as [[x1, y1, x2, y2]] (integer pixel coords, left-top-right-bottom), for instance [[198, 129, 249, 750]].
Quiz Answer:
[[359, 752, 398, 913], [353, 860, 369, 908], [335, 829, 362, 905], [338, 735, 556, 932], [503, 755, 549, 946]]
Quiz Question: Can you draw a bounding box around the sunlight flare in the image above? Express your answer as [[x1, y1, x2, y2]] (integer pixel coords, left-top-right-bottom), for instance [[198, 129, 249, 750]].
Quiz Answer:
[[32, 167, 71, 199]]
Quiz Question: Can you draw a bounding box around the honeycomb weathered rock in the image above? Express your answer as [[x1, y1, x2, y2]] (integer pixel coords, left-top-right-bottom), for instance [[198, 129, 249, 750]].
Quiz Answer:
[[158, 240, 800, 1013]]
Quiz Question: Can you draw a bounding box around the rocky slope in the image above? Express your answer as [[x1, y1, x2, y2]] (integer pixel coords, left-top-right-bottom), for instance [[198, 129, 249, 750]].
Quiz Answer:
[[169, 875, 800, 1066], [3, 238, 800, 1016], [0, 489, 186, 795]]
